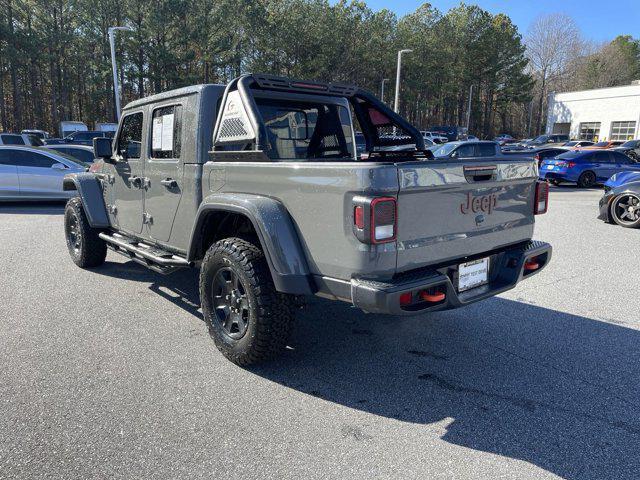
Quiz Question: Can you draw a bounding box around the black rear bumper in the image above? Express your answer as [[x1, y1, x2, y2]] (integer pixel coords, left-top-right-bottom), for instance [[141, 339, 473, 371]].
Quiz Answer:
[[348, 240, 552, 315]]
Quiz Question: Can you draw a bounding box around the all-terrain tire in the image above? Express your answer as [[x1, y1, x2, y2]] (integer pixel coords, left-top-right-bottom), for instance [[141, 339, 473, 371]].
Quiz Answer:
[[199, 237, 295, 366], [64, 197, 107, 268]]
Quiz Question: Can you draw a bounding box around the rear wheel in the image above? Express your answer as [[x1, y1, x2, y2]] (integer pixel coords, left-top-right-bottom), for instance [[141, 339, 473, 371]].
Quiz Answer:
[[199, 237, 294, 366], [64, 197, 107, 268], [577, 171, 596, 188], [611, 193, 640, 228]]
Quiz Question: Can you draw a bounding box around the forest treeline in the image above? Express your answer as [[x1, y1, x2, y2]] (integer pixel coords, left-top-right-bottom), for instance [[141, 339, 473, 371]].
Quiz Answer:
[[1, 0, 638, 138]]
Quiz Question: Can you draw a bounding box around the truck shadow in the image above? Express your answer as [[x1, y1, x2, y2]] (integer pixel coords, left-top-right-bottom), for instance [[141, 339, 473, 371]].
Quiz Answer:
[[257, 298, 640, 480], [95, 260, 639, 479]]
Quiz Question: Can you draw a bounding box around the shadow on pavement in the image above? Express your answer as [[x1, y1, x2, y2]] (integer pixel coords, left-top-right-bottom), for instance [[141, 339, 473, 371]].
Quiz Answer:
[[0, 201, 66, 215], [95, 260, 639, 479]]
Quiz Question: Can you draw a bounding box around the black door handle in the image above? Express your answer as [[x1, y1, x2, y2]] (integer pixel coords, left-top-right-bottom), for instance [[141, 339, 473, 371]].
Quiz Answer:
[[160, 178, 178, 188]]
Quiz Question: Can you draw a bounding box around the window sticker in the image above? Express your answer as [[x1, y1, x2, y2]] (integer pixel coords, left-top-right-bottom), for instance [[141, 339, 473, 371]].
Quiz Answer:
[[161, 113, 174, 151], [152, 117, 163, 150]]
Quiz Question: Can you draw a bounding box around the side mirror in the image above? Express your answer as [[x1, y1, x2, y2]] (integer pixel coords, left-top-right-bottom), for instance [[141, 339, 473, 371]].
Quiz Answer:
[[51, 162, 67, 170], [94, 137, 114, 162]]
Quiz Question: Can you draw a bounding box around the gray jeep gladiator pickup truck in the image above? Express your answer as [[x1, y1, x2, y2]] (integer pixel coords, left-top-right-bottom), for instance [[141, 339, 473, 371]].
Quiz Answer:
[[62, 74, 551, 365]]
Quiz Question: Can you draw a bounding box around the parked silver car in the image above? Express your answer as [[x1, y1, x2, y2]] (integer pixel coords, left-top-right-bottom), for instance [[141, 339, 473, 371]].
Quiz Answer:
[[0, 146, 88, 200]]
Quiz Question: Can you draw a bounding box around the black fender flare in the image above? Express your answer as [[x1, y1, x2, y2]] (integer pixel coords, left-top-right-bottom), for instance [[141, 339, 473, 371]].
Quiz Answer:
[[188, 193, 314, 296], [62, 173, 110, 228]]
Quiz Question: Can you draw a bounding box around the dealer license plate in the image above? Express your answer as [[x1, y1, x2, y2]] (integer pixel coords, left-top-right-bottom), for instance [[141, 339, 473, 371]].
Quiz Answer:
[[458, 257, 489, 292]]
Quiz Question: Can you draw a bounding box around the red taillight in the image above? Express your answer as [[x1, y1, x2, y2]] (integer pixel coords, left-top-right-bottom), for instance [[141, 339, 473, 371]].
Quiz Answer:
[[353, 196, 397, 244], [534, 181, 549, 215], [354, 206, 365, 229], [370, 197, 397, 243]]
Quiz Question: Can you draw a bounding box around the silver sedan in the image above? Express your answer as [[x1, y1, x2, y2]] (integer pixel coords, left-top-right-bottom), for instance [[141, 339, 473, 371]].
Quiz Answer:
[[0, 146, 88, 201]]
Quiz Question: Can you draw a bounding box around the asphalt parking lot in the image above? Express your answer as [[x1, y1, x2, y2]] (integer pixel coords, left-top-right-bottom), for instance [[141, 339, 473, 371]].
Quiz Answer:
[[1, 186, 639, 480]]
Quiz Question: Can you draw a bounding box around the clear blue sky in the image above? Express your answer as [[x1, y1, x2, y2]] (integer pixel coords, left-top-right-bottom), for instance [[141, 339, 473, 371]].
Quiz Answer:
[[360, 0, 640, 42]]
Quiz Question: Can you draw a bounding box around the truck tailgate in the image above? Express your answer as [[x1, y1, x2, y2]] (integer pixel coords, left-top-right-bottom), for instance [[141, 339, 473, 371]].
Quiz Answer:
[[396, 159, 538, 272]]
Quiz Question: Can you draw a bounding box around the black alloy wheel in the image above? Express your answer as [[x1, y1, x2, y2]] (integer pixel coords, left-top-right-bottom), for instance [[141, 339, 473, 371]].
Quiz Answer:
[[577, 171, 596, 188], [65, 209, 82, 255], [211, 267, 250, 339]]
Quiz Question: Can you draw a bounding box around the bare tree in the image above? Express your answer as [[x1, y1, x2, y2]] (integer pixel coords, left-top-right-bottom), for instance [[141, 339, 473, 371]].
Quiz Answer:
[[525, 14, 585, 135]]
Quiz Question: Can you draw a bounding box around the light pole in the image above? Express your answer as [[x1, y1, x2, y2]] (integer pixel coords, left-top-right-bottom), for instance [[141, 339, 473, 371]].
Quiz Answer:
[[380, 78, 389, 104], [109, 26, 134, 121], [466, 85, 473, 131], [393, 49, 412, 114]]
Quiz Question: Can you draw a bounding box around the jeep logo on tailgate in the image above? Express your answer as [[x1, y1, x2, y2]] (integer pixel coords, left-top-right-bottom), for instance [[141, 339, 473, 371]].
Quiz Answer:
[[460, 192, 498, 215]]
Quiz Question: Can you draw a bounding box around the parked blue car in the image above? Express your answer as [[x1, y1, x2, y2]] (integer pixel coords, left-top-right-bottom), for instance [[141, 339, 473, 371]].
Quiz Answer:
[[539, 150, 640, 188], [599, 171, 640, 227]]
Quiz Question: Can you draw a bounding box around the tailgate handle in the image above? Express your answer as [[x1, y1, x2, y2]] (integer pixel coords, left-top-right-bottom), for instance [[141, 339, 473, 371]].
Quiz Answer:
[[464, 165, 496, 183]]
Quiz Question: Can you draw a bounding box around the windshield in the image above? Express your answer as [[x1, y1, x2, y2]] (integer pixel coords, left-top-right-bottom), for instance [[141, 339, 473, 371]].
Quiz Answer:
[[621, 140, 638, 148], [564, 141, 578, 147], [432, 142, 458, 157], [532, 135, 549, 143], [592, 142, 608, 147], [36, 147, 89, 167]]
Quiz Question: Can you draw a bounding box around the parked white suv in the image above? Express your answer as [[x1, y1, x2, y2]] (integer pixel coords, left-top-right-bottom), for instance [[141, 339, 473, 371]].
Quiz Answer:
[[421, 131, 448, 144]]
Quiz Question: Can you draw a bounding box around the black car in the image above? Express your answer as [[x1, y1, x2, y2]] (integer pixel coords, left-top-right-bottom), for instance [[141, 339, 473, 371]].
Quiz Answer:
[[430, 125, 468, 142], [613, 140, 640, 161], [46, 130, 110, 146], [533, 147, 567, 167]]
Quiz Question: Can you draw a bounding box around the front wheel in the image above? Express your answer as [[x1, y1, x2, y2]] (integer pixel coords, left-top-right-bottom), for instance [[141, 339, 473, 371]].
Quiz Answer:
[[64, 197, 107, 268], [199, 237, 294, 366], [577, 171, 596, 188], [611, 193, 640, 228]]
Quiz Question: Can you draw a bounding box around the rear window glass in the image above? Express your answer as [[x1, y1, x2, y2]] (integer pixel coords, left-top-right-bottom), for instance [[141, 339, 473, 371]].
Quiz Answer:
[[557, 150, 587, 160], [256, 98, 354, 161]]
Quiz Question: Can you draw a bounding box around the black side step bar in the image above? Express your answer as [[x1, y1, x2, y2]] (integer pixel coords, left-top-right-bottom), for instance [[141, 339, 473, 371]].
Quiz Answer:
[[99, 232, 191, 275]]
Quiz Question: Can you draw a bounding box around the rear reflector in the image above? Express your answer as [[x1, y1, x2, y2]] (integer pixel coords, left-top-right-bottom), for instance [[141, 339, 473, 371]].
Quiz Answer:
[[399, 292, 412, 306], [354, 206, 364, 229], [534, 181, 549, 215]]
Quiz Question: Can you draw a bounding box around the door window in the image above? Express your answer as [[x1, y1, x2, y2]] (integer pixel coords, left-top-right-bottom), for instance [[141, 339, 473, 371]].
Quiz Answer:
[[455, 144, 476, 157], [611, 152, 630, 164], [593, 151, 611, 163], [117, 112, 143, 159], [151, 105, 182, 159], [0, 150, 57, 167], [475, 143, 496, 156]]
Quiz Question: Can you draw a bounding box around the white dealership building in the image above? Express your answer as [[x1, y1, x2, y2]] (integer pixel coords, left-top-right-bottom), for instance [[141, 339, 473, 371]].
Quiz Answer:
[[546, 81, 640, 141]]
